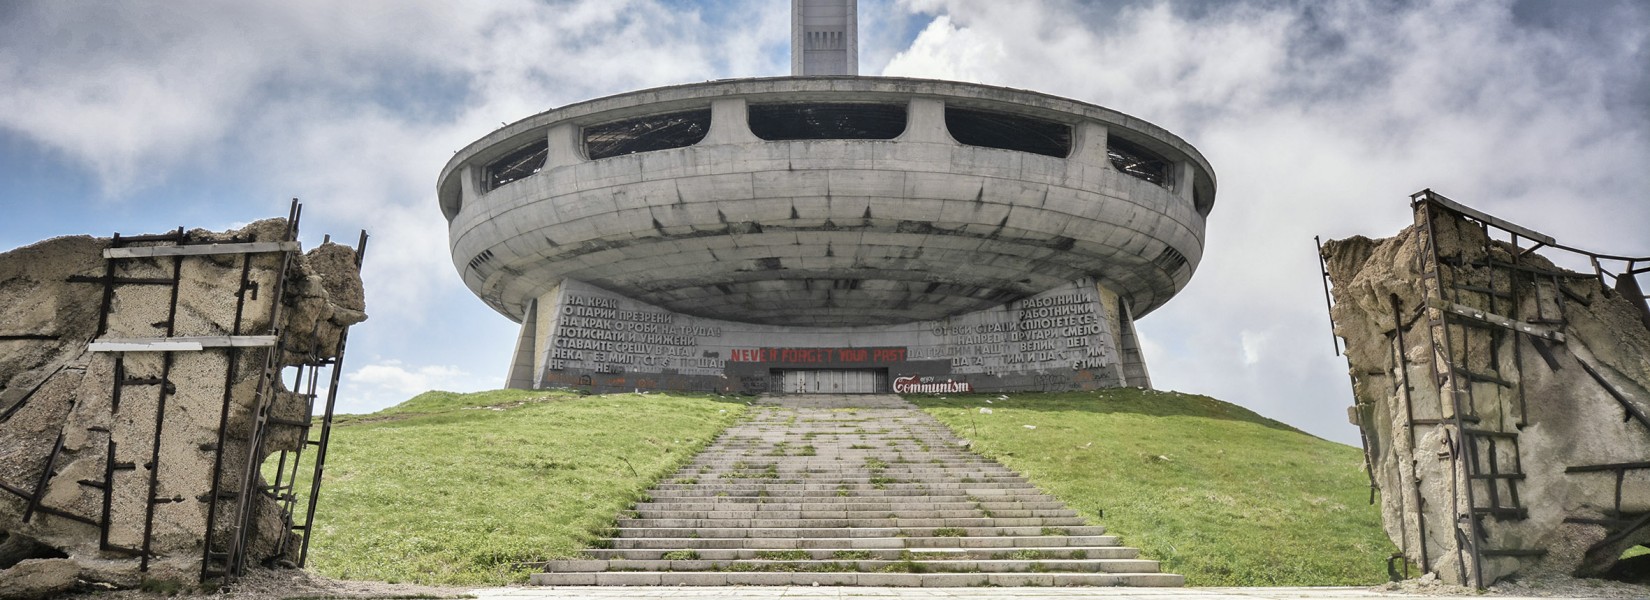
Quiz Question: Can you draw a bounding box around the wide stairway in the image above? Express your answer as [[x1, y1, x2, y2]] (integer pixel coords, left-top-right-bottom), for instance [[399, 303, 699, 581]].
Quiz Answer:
[[533, 394, 1182, 587]]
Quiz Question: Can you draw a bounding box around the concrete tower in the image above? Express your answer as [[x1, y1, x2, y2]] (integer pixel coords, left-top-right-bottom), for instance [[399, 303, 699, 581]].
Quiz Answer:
[[792, 0, 857, 76], [440, 3, 1216, 395]]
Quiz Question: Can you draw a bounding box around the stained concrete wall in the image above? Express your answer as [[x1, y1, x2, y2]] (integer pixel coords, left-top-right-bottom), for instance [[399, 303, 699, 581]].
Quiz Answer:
[[510, 277, 1130, 394], [441, 78, 1213, 331], [0, 221, 365, 592]]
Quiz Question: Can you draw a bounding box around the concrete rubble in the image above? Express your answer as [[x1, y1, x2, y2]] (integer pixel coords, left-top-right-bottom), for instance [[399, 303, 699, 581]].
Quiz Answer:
[[0, 218, 365, 595], [1322, 198, 1650, 586]]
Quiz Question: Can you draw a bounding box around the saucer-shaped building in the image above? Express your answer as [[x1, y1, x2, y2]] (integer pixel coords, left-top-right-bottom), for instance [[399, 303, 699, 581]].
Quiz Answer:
[[440, 5, 1215, 394]]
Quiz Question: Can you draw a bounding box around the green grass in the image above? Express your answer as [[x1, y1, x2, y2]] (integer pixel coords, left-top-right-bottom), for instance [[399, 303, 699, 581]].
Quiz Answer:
[[908, 388, 1394, 586], [305, 389, 746, 585]]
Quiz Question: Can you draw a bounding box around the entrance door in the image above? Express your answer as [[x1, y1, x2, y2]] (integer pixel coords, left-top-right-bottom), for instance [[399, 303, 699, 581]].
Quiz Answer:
[[775, 370, 882, 393]]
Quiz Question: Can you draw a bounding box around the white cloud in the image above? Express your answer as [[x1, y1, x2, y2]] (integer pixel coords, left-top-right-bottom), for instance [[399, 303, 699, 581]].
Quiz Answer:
[[876, 0, 1650, 443], [340, 359, 478, 413]]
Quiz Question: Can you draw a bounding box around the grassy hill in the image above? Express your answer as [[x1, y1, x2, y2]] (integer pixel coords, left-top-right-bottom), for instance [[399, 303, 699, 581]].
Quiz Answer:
[[910, 389, 1393, 586], [306, 389, 747, 585], [304, 388, 1392, 586]]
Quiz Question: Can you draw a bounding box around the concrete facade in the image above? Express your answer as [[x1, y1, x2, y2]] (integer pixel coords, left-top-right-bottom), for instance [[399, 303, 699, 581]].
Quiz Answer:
[[440, 77, 1214, 394]]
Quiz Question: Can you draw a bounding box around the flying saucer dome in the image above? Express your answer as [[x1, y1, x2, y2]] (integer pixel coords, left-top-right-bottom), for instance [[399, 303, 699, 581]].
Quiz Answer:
[[439, 76, 1215, 328]]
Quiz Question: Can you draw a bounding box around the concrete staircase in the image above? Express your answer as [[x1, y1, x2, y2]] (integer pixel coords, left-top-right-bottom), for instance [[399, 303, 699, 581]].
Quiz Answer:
[[532, 394, 1182, 587]]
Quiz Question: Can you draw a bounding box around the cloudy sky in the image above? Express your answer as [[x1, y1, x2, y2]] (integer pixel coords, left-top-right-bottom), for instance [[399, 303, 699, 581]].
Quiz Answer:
[[3, 0, 1646, 444]]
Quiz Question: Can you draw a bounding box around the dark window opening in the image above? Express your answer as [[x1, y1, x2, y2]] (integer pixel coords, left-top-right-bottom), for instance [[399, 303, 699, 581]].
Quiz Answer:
[[484, 138, 548, 192], [749, 103, 906, 141], [1107, 136, 1174, 188], [944, 107, 1071, 158], [584, 109, 712, 160]]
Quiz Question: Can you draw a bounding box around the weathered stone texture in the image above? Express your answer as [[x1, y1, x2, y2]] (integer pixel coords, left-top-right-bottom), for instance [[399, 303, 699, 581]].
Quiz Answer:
[[1324, 205, 1650, 585], [0, 220, 365, 588]]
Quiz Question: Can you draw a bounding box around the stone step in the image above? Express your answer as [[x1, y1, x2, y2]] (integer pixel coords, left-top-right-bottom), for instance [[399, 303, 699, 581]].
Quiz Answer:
[[531, 571, 1185, 587], [611, 525, 1106, 538], [617, 517, 1092, 528], [649, 488, 1050, 497], [636, 497, 1062, 507], [606, 535, 1120, 550], [630, 504, 1069, 514], [537, 394, 1176, 588], [544, 558, 1160, 573], [581, 546, 1136, 560], [650, 482, 1037, 491], [634, 510, 1076, 520]]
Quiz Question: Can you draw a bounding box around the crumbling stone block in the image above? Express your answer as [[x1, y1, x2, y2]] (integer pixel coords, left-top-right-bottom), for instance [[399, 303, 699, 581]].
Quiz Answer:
[[0, 217, 365, 589], [1323, 197, 1650, 586]]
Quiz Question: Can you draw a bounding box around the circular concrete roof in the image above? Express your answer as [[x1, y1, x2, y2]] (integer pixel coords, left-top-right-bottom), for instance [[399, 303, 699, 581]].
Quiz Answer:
[[441, 76, 1215, 327]]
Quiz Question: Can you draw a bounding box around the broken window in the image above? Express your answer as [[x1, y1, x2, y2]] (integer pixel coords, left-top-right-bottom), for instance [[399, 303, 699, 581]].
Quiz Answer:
[[1107, 136, 1174, 188], [748, 103, 906, 141], [483, 138, 549, 192], [944, 107, 1071, 158], [584, 109, 712, 160]]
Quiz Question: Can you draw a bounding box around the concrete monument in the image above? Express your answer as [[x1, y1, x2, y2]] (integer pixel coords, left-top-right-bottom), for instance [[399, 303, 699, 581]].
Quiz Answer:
[[440, 4, 1216, 395]]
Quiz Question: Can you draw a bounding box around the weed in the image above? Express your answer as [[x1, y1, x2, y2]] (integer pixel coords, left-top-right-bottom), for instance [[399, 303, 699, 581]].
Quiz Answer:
[[756, 550, 810, 561], [832, 550, 873, 560], [1069, 550, 1087, 559], [933, 527, 967, 537], [662, 550, 700, 560], [1040, 527, 1069, 536]]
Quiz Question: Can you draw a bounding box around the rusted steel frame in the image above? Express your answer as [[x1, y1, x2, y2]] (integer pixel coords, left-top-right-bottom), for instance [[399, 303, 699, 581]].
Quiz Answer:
[[224, 200, 301, 578], [94, 233, 121, 336], [1414, 197, 1484, 588], [295, 230, 367, 567], [1575, 358, 1650, 431], [269, 367, 312, 560], [1389, 295, 1430, 571], [21, 429, 68, 523], [200, 251, 259, 581], [139, 242, 186, 571], [99, 437, 134, 550], [1318, 236, 1378, 502], [1315, 236, 1341, 356], [0, 364, 69, 424]]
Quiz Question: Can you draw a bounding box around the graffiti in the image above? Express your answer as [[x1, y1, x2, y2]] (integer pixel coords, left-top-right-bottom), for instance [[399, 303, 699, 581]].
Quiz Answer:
[[738, 376, 769, 394], [1034, 372, 1072, 392], [893, 376, 972, 394]]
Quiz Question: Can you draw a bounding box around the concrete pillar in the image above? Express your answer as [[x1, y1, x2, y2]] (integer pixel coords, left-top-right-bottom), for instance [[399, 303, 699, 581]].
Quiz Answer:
[[1070, 122, 1109, 167], [504, 299, 538, 389], [1177, 161, 1197, 205], [459, 164, 481, 205], [703, 97, 760, 145], [896, 97, 950, 144], [546, 123, 583, 168]]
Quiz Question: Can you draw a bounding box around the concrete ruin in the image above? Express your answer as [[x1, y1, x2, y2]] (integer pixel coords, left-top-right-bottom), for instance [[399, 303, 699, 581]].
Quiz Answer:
[[1321, 190, 1650, 587], [0, 205, 366, 596]]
